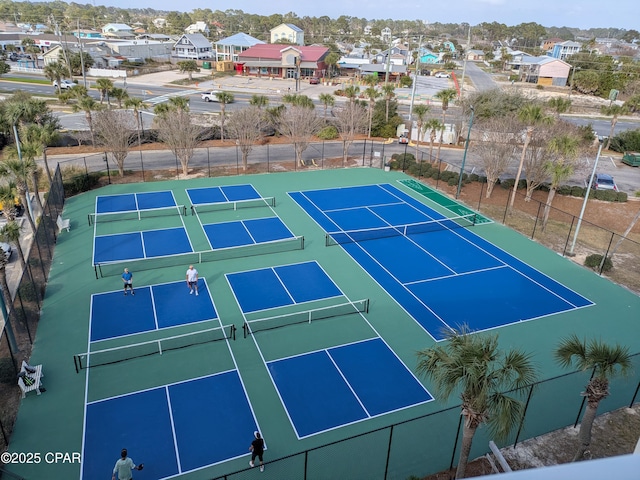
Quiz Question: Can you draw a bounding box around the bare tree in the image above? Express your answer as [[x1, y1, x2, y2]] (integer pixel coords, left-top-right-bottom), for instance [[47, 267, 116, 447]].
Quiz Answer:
[[227, 106, 265, 171], [523, 124, 557, 200], [333, 102, 367, 163], [92, 110, 137, 176], [154, 109, 203, 176], [471, 116, 519, 198], [278, 105, 323, 167]]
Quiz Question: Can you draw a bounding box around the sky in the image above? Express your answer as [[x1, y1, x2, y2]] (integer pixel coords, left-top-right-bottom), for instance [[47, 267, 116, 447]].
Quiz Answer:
[[98, 0, 637, 31]]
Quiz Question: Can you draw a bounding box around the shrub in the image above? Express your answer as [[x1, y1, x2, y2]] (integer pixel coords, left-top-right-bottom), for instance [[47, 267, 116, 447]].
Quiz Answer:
[[584, 254, 613, 272], [536, 84, 544, 90], [469, 173, 480, 182], [595, 190, 618, 202], [399, 76, 412, 88], [570, 186, 586, 197], [557, 185, 572, 196], [430, 171, 440, 180], [317, 125, 338, 140], [63, 173, 100, 196], [447, 177, 458, 186], [615, 191, 628, 202], [478, 176, 488, 183], [500, 178, 515, 189]]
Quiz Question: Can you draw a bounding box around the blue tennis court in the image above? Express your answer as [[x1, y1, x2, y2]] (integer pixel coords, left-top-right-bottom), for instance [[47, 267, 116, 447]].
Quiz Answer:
[[203, 217, 296, 249], [290, 183, 594, 340], [82, 371, 259, 479], [226, 261, 342, 313], [90, 279, 215, 341], [268, 338, 432, 438], [187, 184, 261, 206], [96, 190, 177, 213], [93, 227, 193, 264]]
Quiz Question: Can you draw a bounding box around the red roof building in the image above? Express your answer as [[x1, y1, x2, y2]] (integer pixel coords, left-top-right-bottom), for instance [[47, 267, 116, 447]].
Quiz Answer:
[[236, 44, 329, 79]]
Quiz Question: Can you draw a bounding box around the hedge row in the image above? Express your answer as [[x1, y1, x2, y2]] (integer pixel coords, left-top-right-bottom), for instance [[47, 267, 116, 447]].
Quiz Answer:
[[388, 154, 627, 203]]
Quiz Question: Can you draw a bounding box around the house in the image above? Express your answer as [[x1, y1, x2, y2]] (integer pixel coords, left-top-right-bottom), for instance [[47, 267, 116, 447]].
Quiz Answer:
[[237, 44, 328, 78], [381, 27, 392, 42], [465, 49, 485, 61], [215, 32, 264, 62], [548, 40, 581, 60], [418, 50, 440, 64], [102, 23, 133, 34], [153, 18, 167, 29], [42, 43, 112, 69], [185, 21, 210, 36], [510, 55, 571, 86], [107, 39, 174, 61], [270, 23, 304, 46], [364, 25, 372, 36], [172, 33, 213, 60], [357, 63, 407, 81], [136, 33, 172, 42], [73, 29, 102, 39], [374, 46, 409, 66], [540, 37, 564, 51]]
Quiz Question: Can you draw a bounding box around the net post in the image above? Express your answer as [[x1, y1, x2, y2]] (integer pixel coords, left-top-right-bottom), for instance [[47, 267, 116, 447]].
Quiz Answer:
[[73, 355, 79, 374], [364, 298, 370, 314], [87, 213, 92, 226], [230, 325, 236, 341], [308, 311, 312, 324], [158, 339, 163, 356], [190, 205, 195, 216], [243, 322, 248, 339], [94, 265, 99, 280], [182, 205, 187, 216]]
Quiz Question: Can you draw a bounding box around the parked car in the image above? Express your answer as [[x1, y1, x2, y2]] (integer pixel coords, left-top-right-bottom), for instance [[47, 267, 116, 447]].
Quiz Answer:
[[8, 53, 19, 61], [0, 241, 11, 260], [398, 134, 409, 144], [589, 173, 618, 191], [53, 79, 75, 90], [309, 77, 320, 85], [434, 71, 451, 78]]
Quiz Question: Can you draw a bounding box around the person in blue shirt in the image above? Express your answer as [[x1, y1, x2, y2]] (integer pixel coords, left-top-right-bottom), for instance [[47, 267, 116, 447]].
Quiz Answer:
[[122, 268, 134, 296]]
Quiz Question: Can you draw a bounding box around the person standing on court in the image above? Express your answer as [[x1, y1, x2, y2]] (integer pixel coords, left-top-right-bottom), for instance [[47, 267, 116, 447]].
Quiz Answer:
[[186, 265, 199, 296], [122, 268, 134, 296], [112, 448, 142, 480], [249, 430, 265, 472]]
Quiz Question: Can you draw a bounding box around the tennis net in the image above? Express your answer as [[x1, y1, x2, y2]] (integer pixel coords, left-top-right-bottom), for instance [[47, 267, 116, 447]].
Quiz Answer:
[[325, 213, 478, 246], [243, 298, 369, 337], [94, 236, 304, 278], [88, 205, 187, 225], [73, 324, 235, 372], [191, 197, 276, 215]]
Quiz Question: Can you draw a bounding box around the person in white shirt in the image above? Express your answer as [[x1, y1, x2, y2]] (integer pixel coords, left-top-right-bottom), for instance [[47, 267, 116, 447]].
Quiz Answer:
[[112, 449, 142, 480], [186, 265, 199, 296]]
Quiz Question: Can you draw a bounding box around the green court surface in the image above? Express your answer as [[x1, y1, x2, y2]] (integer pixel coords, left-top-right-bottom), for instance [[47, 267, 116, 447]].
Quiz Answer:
[[8, 168, 640, 480]]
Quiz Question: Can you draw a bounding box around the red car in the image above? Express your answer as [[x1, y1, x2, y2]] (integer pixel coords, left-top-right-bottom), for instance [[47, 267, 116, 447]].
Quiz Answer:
[[309, 77, 320, 84]]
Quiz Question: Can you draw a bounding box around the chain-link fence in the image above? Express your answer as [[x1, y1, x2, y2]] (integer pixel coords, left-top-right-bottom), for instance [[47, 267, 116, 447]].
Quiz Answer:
[[0, 166, 64, 456], [212, 354, 640, 480]]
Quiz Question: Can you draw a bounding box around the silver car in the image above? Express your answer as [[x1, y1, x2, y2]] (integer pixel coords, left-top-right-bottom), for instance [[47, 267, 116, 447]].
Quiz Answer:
[[0, 242, 12, 260]]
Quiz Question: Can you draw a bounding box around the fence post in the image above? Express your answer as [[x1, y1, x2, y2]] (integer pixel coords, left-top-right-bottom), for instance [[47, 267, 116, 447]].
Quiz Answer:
[[449, 414, 463, 474], [629, 380, 640, 408], [207, 147, 211, 177], [304, 450, 308, 480], [321, 141, 325, 169], [235, 145, 240, 175], [562, 216, 576, 256], [383, 425, 394, 480], [477, 180, 485, 211], [530, 202, 543, 239], [513, 384, 535, 447], [598, 232, 615, 274], [362, 139, 367, 166]]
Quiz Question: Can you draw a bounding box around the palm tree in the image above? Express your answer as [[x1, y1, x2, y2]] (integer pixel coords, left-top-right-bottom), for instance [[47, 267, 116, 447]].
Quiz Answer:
[[318, 93, 335, 120], [424, 118, 444, 163], [215, 91, 235, 141], [381, 83, 395, 122], [343, 85, 360, 104], [72, 95, 100, 145], [0, 220, 27, 275], [541, 134, 579, 229], [168, 96, 190, 112], [0, 181, 18, 220], [21, 123, 59, 188], [5, 133, 45, 215], [547, 97, 572, 118], [95, 78, 114, 106], [555, 335, 631, 462], [0, 157, 39, 236], [417, 326, 537, 479], [600, 104, 629, 150], [249, 94, 269, 109], [433, 88, 457, 156], [110, 87, 128, 108], [363, 86, 380, 137], [412, 104, 431, 158], [0, 249, 12, 317], [43, 61, 69, 94], [509, 104, 553, 208]]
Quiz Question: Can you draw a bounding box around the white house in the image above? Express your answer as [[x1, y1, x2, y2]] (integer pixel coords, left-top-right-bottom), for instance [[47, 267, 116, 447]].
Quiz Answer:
[[185, 21, 210, 36], [102, 23, 133, 34], [172, 33, 213, 60], [215, 32, 264, 62], [270, 23, 304, 46]]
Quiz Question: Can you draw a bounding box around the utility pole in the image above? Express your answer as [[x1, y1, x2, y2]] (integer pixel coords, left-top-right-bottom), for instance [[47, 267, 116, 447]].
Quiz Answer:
[[409, 35, 423, 117], [78, 19, 87, 88], [384, 33, 393, 85], [459, 26, 471, 96], [51, 15, 74, 79]]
